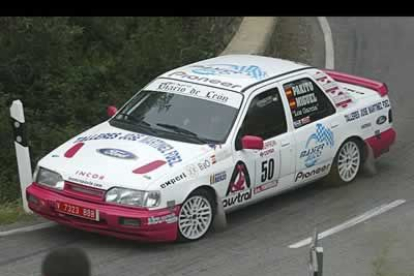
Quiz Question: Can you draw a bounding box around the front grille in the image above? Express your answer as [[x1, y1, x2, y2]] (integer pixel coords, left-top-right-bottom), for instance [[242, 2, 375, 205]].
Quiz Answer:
[[64, 182, 105, 202]]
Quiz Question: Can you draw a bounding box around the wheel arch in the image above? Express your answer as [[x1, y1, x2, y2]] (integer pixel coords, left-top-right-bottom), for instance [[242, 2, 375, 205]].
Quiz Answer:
[[336, 135, 368, 164]]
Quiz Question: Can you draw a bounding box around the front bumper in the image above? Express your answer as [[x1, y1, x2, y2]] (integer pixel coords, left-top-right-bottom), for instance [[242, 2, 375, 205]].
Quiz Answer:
[[26, 183, 179, 242]]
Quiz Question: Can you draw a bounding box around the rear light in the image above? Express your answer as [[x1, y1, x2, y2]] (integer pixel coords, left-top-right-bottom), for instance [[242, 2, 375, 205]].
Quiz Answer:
[[389, 109, 393, 123], [323, 69, 388, 97]]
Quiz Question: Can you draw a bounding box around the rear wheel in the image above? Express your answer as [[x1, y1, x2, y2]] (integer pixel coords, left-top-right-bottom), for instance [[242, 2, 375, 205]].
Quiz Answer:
[[177, 189, 215, 241], [326, 139, 362, 185]]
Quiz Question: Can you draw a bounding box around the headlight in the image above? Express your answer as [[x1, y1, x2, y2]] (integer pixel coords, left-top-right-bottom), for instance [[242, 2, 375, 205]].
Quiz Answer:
[[36, 167, 64, 190], [105, 187, 161, 208]]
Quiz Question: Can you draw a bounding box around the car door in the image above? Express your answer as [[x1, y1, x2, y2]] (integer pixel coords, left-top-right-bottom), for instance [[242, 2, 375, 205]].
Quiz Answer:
[[281, 74, 339, 185], [224, 87, 295, 210]]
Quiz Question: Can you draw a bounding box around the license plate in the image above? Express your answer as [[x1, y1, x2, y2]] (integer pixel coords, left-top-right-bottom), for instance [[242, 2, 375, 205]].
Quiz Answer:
[[56, 201, 99, 221]]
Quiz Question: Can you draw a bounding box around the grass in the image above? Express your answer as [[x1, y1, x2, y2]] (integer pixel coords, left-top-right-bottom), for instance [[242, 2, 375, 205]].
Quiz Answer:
[[0, 199, 35, 226]]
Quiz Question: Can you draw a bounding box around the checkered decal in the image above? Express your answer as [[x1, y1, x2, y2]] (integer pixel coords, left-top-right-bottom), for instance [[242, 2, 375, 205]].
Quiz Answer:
[[306, 123, 335, 148]]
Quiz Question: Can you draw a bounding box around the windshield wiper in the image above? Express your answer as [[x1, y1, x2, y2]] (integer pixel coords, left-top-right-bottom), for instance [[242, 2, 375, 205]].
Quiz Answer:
[[156, 123, 209, 144], [115, 112, 151, 127], [111, 113, 158, 134]]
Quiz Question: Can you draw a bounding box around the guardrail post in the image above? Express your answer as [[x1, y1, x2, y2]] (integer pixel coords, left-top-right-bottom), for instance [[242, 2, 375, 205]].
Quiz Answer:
[[9, 100, 32, 213]]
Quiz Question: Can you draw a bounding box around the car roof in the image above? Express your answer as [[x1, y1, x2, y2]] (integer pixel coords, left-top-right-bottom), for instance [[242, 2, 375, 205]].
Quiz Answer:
[[157, 54, 312, 94]]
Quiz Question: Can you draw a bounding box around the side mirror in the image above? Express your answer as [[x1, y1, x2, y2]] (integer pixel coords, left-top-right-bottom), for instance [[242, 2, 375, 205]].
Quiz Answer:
[[107, 105, 118, 118], [241, 135, 264, 150]]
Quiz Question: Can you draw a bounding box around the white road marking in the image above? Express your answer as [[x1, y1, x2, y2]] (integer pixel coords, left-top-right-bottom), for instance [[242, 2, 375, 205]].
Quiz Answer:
[[0, 222, 56, 237], [288, 199, 406, 249], [318, 17, 335, 69]]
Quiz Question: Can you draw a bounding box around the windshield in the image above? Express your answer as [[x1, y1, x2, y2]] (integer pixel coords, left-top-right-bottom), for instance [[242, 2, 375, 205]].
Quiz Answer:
[[110, 90, 241, 144]]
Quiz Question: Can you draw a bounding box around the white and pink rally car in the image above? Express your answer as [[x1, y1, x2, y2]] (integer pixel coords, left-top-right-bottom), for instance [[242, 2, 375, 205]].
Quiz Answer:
[[27, 55, 396, 242]]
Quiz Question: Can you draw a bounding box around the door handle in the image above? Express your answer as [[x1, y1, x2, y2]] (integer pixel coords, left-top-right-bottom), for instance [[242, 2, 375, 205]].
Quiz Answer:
[[331, 123, 339, 129], [281, 142, 290, 147]]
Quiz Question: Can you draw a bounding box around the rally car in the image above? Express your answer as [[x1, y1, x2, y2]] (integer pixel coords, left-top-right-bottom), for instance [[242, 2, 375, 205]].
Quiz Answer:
[[26, 55, 396, 242]]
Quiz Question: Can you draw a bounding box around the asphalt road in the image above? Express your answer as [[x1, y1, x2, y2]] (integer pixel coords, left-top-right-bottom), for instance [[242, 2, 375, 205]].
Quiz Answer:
[[2, 17, 414, 276]]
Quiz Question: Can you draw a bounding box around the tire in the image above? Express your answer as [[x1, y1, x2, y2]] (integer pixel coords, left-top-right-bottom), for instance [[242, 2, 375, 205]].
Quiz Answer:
[[325, 139, 362, 186], [177, 189, 216, 242]]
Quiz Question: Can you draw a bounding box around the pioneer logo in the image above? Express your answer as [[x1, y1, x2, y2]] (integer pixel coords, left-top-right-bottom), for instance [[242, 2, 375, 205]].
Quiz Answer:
[[295, 164, 330, 182], [168, 71, 242, 89]]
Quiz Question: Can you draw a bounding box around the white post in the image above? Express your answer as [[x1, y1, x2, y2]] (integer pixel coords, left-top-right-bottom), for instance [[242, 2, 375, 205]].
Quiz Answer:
[[9, 100, 32, 213]]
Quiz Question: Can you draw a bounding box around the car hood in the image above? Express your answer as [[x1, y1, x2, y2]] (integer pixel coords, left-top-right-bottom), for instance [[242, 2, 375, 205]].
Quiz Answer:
[[37, 122, 216, 191]]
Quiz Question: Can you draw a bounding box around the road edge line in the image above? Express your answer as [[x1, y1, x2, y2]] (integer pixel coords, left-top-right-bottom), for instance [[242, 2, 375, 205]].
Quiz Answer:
[[0, 222, 56, 238], [288, 199, 406, 249]]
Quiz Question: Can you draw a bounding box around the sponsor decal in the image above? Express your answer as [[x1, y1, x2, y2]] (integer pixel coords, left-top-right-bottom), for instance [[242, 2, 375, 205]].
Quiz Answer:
[[210, 171, 227, 184], [184, 164, 199, 178], [260, 148, 275, 158], [344, 99, 390, 122], [264, 140, 277, 149], [147, 213, 177, 225], [294, 116, 311, 128], [74, 133, 182, 167], [97, 148, 137, 160], [376, 115, 387, 125], [210, 155, 217, 164], [312, 71, 353, 106], [190, 64, 268, 80], [67, 177, 103, 188], [257, 95, 277, 108], [168, 71, 242, 89], [260, 140, 277, 157], [208, 144, 223, 150], [197, 159, 211, 171], [300, 124, 334, 168], [223, 161, 252, 208], [75, 170, 105, 180], [361, 122, 372, 129], [295, 164, 331, 182], [160, 172, 186, 189], [254, 179, 278, 194]]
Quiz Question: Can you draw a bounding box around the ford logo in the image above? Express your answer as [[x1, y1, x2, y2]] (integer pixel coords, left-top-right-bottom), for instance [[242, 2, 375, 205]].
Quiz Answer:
[[376, 115, 387, 125], [97, 148, 137, 159]]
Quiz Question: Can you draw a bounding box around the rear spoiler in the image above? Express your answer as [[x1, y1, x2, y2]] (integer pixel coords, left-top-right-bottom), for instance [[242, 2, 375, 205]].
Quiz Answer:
[[322, 69, 388, 97]]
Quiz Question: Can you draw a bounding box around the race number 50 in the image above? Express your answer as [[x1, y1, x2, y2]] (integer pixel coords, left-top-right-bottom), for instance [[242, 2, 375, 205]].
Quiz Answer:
[[261, 158, 275, 182]]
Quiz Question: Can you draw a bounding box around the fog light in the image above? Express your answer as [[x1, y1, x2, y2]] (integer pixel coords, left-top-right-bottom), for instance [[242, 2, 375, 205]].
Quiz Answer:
[[27, 194, 39, 205], [119, 218, 141, 227]]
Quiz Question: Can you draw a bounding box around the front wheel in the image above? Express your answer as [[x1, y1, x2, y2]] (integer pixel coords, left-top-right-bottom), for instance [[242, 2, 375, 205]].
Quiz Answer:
[[177, 189, 215, 241], [326, 139, 362, 185]]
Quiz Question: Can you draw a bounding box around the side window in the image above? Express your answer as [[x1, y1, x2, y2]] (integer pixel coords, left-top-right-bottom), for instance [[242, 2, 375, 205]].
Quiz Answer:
[[236, 88, 287, 150], [283, 78, 335, 128]]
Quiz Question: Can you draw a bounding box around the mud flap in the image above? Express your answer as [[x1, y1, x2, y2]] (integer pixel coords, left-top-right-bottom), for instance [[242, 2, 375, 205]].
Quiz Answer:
[[362, 143, 377, 176], [212, 194, 227, 231]]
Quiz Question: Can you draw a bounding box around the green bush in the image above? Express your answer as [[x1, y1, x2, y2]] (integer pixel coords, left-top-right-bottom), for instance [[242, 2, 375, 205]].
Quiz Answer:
[[0, 17, 241, 203]]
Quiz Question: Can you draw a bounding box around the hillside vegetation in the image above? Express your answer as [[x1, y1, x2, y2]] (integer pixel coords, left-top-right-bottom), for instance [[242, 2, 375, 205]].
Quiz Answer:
[[0, 17, 241, 203]]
